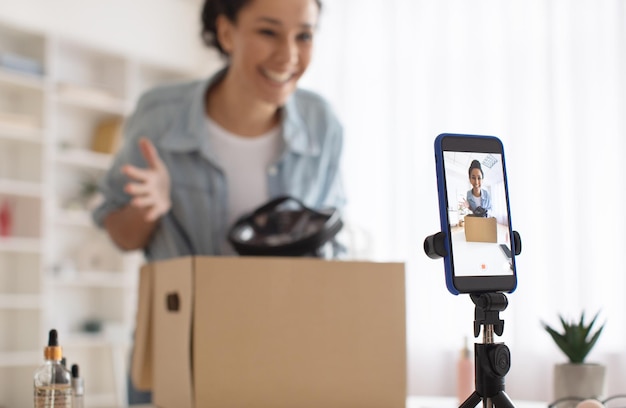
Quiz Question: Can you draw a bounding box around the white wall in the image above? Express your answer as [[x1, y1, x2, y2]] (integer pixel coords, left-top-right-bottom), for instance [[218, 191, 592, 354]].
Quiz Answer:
[[0, 0, 217, 73]]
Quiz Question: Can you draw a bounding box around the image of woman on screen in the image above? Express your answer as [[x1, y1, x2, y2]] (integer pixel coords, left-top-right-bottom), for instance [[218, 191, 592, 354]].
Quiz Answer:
[[464, 159, 492, 217]]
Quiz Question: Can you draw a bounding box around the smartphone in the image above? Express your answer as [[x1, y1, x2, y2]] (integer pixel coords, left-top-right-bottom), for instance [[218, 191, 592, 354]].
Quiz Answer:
[[434, 133, 517, 295]]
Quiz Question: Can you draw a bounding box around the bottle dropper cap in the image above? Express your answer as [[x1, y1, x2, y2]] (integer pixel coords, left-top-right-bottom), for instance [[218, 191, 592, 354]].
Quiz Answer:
[[71, 363, 84, 396], [44, 329, 63, 361], [71, 364, 79, 378]]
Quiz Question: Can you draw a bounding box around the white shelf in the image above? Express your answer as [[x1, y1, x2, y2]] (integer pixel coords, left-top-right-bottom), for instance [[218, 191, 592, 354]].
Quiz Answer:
[[55, 148, 113, 170], [65, 332, 131, 349], [0, 125, 43, 143], [0, 179, 43, 197], [65, 333, 113, 348], [0, 294, 42, 309], [0, 68, 46, 90], [0, 236, 42, 253], [54, 208, 95, 227], [55, 84, 127, 115], [46, 271, 133, 288], [0, 351, 40, 367]]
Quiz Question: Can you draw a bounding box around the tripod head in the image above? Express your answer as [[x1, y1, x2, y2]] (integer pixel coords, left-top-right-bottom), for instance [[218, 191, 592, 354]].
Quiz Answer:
[[466, 292, 513, 407], [471, 292, 508, 339]]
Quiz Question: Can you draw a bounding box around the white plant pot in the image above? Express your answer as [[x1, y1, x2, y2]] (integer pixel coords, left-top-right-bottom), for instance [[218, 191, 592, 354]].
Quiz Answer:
[[553, 363, 607, 404]]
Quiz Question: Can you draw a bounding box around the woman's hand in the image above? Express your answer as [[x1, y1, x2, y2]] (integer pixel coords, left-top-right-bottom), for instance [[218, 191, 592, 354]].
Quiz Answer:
[[122, 137, 171, 222]]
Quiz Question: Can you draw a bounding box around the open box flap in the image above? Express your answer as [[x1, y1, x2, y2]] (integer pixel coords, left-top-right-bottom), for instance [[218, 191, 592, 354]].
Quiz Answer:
[[130, 263, 154, 391]]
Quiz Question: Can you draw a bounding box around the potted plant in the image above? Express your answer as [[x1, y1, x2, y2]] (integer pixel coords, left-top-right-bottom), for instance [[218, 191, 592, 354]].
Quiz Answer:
[[542, 311, 607, 403], [79, 178, 103, 210]]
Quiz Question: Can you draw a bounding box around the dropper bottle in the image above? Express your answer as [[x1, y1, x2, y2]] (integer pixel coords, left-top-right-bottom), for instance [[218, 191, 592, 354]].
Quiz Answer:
[[33, 329, 72, 408], [71, 364, 84, 408]]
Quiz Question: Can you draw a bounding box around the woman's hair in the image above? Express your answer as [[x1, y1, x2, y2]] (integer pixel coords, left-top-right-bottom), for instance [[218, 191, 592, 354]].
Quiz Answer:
[[201, 0, 322, 57], [468, 159, 483, 177]]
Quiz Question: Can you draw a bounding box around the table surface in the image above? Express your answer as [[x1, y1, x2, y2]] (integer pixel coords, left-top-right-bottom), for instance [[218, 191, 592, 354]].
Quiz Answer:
[[410, 395, 546, 408], [129, 395, 547, 408]]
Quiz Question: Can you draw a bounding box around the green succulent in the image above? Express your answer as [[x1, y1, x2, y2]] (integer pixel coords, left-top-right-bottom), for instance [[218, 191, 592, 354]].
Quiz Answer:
[[542, 311, 605, 364]]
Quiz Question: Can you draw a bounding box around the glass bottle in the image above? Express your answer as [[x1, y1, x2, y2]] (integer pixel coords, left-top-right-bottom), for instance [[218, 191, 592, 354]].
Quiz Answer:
[[71, 364, 84, 408], [34, 329, 72, 408]]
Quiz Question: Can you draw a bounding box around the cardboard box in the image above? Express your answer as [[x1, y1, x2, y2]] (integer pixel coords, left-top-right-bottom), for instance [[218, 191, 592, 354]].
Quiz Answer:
[[464, 216, 497, 243], [132, 256, 406, 408]]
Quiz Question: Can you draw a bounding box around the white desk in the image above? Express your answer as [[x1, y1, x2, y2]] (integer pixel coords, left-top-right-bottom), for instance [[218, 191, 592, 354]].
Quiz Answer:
[[408, 395, 546, 408], [130, 395, 546, 408]]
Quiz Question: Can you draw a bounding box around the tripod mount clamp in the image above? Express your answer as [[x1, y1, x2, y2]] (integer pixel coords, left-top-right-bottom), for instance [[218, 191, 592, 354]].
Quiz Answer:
[[471, 292, 508, 338], [423, 231, 522, 259], [462, 292, 513, 408]]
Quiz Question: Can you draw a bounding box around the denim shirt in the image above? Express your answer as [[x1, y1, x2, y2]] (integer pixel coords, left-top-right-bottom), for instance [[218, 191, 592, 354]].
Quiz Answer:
[[92, 70, 345, 261], [466, 188, 492, 215]]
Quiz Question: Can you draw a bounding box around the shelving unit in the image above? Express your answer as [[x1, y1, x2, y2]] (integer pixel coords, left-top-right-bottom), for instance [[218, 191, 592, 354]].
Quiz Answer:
[[0, 20, 194, 408], [0, 24, 48, 408]]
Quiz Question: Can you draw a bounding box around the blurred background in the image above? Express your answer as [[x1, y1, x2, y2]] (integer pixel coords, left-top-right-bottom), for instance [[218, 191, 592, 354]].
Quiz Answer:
[[0, 0, 624, 406]]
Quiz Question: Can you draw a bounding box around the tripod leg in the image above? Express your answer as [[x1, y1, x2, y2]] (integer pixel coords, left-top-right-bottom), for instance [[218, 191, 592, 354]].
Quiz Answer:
[[459, 391, 482, 408], [491, 391, 515, 408]]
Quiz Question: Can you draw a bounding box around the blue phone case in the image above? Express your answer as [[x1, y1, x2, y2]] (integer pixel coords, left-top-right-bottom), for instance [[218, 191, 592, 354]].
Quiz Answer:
[[434, 133, 517, 295]]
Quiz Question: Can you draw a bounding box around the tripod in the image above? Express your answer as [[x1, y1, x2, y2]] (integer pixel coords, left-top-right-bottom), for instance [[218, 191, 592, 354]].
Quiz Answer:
[[423, 230, 521, 408], [460, 292, 514, 408]]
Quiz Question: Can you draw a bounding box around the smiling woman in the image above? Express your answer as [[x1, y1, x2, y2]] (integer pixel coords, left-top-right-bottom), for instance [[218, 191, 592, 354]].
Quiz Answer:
[[203, 0, 321, 132], [93, 0, 345, 260], [91, 0, 346, 403]]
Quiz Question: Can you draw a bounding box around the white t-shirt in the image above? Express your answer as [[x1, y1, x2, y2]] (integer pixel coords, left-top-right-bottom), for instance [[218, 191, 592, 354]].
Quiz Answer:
[[474, 195, 482, 208], [207, 116, 284, 252]]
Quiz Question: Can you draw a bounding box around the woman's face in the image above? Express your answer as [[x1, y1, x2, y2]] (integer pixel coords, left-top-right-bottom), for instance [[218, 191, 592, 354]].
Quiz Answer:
[[218, 0, 319, 106], [469, 168, 483, 190]]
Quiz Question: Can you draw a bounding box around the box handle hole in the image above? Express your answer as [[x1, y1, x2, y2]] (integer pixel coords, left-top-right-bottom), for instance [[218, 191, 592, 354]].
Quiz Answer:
[[166, 292, 180, 312]]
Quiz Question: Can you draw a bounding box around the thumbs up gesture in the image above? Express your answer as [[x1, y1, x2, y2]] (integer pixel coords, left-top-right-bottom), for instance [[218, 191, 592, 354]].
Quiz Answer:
[[122, 138, 172, 222]]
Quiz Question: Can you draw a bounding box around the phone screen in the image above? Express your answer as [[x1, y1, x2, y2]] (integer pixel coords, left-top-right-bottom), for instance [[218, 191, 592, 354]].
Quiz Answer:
[[435, 134, 517, 294]]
